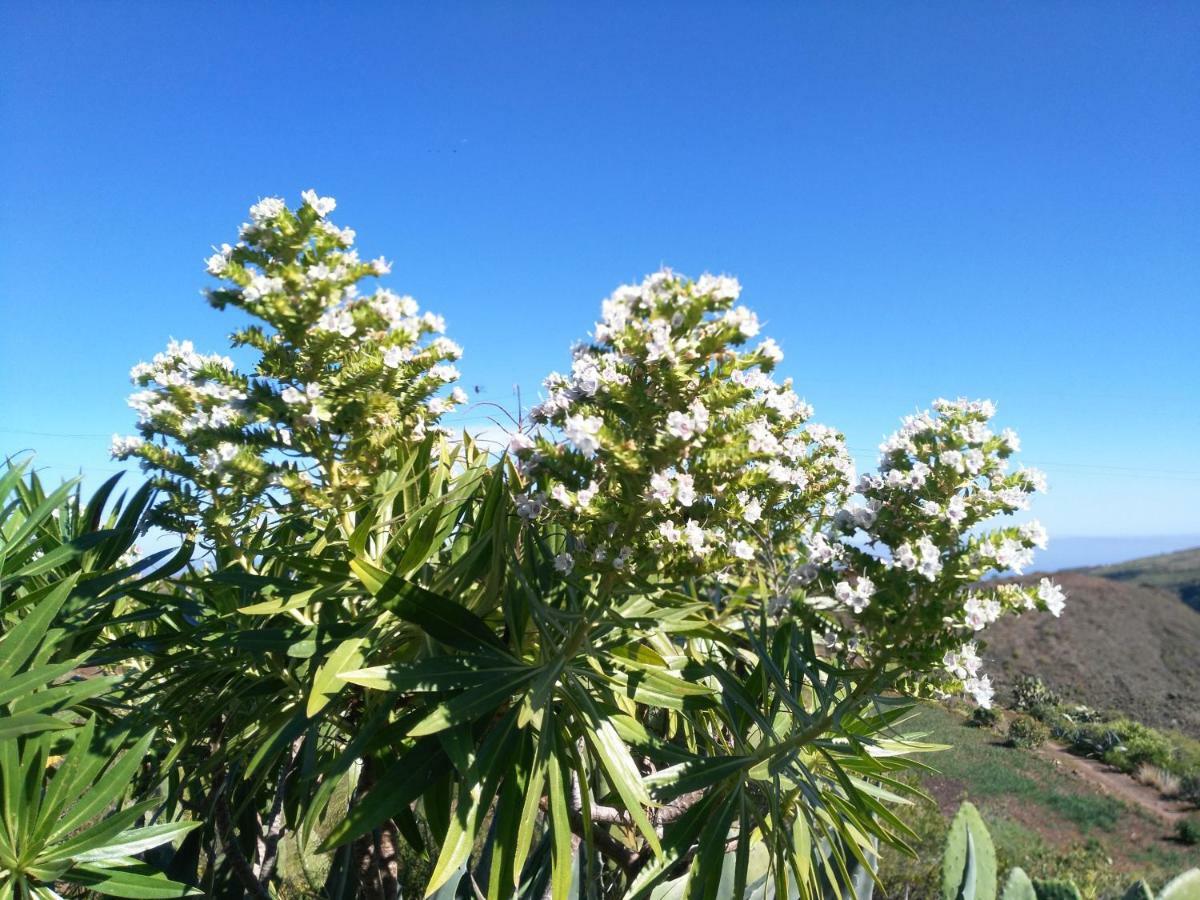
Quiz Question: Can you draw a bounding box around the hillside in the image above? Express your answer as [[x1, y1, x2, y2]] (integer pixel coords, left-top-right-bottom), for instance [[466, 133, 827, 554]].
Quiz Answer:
[[1085, 546, 1200, 610], [983, 572, 1200, 737], [876, 704, 1197, 895]]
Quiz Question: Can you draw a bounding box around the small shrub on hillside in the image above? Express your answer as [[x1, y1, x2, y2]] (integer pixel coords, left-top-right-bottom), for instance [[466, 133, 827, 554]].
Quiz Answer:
[[1100, 721, 1174, 773], [1180, 773, 1200, 807], [1012, 674, 1060, 714], [1176, 816, 1200, 846], [970, 706, 999, 728], [1008, 715, 1050, 750]]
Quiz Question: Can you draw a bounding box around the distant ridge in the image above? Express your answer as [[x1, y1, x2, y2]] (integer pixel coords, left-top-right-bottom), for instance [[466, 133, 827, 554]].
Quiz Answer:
[[1031, 534, 1200, 574]]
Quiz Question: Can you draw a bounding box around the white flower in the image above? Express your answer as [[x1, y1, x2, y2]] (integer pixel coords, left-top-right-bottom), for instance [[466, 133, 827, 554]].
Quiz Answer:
[[694, 273, 741, 300], [756, 338, 783, 363], [723, 305, 759, 338], [430, 364, 460, 383], [205, 243, 233, 276], [371, 256, 392, 275], [1036, 578, 1067, 617], [965, 674, 995, 709], [577, 481, 599, 508], [515, 492, 544, 519], [658, 521, 682, 543], [300, 190, 337, 217], [109, 434, 143, 459], [316, 307, 356, 337], [1000, 428, 1021, 452], [833, 577, 875, 614], [683, 521, 709, 555], [742, 495, 763, 524], [450, 387, 468, 405], [1019, 520, 1048, 550], [550, 484, 573, 508], [382, 346, 408, 368], [946, 495, 968, 527], [199, 441, 238, 474], [248, 197, 286, 225], [666, 410, 696, 441], [649, 471, 674, 504], [554, 552, 574, 574], [507, 432, 535, 453], [689, 399, 710, 433], [731, 540, 756, 561], [943, 642, 982, 680], [963, 594, 1001, 631], [674, 473, 696, 507], [564, 414, 603, 458], [280, 386, 307, 406], [1019, 467, 1048, 493]]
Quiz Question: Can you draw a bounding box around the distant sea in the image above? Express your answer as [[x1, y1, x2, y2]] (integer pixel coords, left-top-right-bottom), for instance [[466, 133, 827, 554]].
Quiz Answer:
[[1033, 535, 1200, 573]]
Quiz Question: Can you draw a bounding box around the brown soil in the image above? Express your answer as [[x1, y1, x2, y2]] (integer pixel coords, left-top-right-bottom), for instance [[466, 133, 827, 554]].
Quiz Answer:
[[983, 573, 1200, 738], [1036, 741, 1192, 824]]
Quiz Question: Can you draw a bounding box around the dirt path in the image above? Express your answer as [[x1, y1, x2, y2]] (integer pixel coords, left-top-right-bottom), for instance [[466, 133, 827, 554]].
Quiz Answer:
[[1036, 741, 1192, 823]]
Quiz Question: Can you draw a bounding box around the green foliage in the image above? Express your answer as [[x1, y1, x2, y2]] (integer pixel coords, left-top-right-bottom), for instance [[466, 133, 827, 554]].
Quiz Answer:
[[1122, 881, 1156, 900], [1031, 879, 1082, 900], [1006, 716, 1049, 750], [941, 802, 997, 900], [1010, 676, 1059, 716], [1180, 774, 1200, 806], [1176, 816, 1200, 846], [970, 706, 999, 729], [0, 476, 199, 898]]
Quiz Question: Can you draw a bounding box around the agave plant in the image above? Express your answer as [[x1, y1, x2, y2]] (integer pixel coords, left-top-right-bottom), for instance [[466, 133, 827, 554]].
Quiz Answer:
[[939, 801, 1200, 900]]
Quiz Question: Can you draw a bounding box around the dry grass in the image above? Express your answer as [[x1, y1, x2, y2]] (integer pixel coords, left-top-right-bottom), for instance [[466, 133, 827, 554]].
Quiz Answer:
[[1134, 763, 1181, 798]]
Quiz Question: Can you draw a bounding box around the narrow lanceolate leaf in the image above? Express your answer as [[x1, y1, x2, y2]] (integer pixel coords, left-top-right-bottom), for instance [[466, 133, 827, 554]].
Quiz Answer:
[[50, 731, 156, 841], [0, 575, 78, 680], [339, 656, 531, 693], [307, 637, 367, 717], [0, 712, 74, 740], [350, 558, 507, 653], [407, 668, 539, 737], [320, 739, 449, 851], [68, 821, 201, 864], [66, 863, 202, 898], [584, 715, 662, 857], [645, 755, 751, 803], [424, 710, 520, 896], [546, 733, 575, 900]]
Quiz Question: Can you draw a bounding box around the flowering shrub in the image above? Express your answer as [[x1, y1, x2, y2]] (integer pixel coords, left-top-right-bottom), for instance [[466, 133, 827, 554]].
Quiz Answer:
[[113, 191, 465, 537], [511, 269, 854, 583], [87, 192, 1074, 899]]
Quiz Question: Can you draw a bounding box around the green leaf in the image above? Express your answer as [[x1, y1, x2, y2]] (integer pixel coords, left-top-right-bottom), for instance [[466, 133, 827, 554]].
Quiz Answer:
[[0, 576, 78, 680], [307, 637, 367, 717], [407, 668, 538, 737], [320, 739, 450, 851], [350, 558, 507, 653], [67, 863, 202, 898], [339, 656, 531, 692]]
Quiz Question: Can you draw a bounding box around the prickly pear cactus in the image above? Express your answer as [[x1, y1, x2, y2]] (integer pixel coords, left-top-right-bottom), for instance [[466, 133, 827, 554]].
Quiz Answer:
[[1001, 868, 1037, 900], [1033, 879, 1082, 900], [1158, 870, 1200, 900], [1121, 880, 1155, 900], [941, 801, 997, 900]]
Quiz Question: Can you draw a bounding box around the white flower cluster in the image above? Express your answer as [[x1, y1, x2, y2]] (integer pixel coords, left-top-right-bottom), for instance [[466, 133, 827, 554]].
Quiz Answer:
[[121, 192, 467, 532], [510, 269, 855, 584], [804, 397, 1067, 707]]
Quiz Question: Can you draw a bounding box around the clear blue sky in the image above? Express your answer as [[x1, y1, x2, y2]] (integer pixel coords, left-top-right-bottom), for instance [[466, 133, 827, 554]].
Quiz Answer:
[[2, 2, 1197, 539]]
